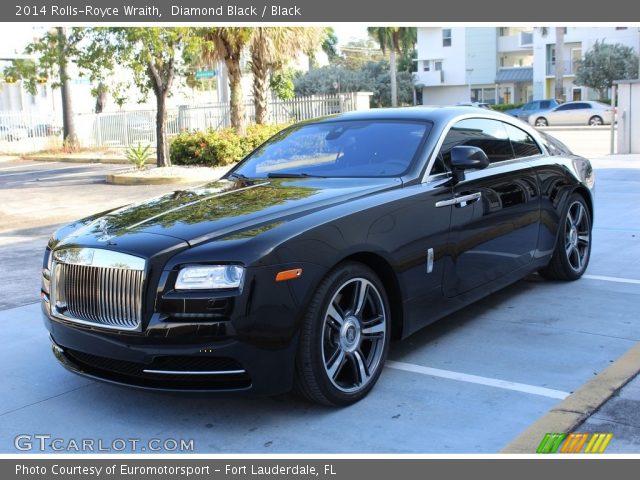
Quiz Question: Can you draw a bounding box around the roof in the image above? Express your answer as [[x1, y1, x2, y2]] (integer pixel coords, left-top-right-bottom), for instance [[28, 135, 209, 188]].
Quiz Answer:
[[495, 67, 533, 83]]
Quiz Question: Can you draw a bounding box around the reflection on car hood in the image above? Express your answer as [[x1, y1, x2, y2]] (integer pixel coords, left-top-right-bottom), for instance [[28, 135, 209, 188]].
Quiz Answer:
[[61, 177, 401, 246]]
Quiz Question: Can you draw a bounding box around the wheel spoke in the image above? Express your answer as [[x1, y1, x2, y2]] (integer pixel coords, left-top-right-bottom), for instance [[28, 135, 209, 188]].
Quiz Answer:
[[352, 280, 369, 316], [578, 234, 590, 245], [574, 203, 584, 227], [565, 242, 574, 257], [326, 349, 346, 380], [352, 350, 370, 385], [362, 318, 385, 337], [326, 302, 345, 330]]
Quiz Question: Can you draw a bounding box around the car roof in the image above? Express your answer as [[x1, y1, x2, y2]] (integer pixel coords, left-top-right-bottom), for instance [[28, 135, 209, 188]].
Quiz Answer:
[[317, 106, 510, 124]]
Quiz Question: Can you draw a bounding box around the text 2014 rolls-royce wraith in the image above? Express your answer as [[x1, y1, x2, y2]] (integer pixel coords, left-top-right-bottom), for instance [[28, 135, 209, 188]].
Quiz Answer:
[[42, 107, 594, 406]]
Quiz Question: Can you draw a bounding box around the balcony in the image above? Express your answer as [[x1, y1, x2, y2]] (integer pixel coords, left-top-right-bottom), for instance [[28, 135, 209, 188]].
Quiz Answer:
[[416, 70, 445, 87], [546, 59, 580, 76]]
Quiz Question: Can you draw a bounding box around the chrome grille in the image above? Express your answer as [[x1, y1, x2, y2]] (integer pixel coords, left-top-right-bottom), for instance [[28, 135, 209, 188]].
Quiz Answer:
[[50, 248, 146, 331]]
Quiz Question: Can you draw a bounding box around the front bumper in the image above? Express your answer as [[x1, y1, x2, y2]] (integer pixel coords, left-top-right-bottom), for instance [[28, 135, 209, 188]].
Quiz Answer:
[[44, 310, 298, 395]]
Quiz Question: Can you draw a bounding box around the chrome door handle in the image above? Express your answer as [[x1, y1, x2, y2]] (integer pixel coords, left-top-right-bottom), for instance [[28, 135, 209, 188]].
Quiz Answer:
[[435, 192, 481, 208]]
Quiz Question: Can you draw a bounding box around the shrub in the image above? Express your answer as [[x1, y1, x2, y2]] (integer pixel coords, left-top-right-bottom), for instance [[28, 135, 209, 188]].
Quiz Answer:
[[492, 103, 524, 112], [125, 143, 153, 169], [170, 124, 288, 167]]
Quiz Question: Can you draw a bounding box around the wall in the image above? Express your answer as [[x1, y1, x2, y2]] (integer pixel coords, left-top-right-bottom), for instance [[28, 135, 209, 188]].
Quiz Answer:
[[421, 85, 468, 105]]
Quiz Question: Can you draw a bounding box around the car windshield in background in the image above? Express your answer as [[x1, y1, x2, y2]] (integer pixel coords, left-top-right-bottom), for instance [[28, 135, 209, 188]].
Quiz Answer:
[[232, 120, 431, 178]]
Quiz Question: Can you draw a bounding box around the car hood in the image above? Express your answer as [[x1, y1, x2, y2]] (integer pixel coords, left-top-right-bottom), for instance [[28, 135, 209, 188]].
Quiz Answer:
[[58, 177, 401, 248]]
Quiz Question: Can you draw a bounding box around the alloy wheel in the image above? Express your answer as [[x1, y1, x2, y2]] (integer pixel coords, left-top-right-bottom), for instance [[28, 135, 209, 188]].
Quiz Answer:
[[321, 278, 387, 394], [565, 200, 591, 272]]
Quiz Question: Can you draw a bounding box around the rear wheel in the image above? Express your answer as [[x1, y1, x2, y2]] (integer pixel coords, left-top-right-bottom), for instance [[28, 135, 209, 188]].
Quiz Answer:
[[535, 117, 548, 127], [589, 115, 603, 126], [540, 193, 592, 280], [294, 262, 390, 406]]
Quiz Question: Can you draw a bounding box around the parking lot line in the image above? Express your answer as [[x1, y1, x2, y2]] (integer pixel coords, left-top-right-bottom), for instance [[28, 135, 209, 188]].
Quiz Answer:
[[0, 164, 80, 178], [386, 360, 570, 400], [0, 162, 49, 172], [583, 274, 640, 285]]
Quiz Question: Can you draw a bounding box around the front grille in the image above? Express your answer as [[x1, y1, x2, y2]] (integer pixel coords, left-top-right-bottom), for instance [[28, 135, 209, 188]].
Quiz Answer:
[[51, 249, 146, 330]]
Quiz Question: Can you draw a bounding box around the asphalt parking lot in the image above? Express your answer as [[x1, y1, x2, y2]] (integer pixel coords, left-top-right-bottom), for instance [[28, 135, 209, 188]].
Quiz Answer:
[[0, 129, 638, 453]]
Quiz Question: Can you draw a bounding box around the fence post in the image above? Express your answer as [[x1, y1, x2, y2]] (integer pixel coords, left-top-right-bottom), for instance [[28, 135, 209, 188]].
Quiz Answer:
[[96, 114, 102, 147]]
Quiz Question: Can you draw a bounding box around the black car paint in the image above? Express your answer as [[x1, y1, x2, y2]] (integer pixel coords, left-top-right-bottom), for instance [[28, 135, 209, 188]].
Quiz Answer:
[[42, 107, 594, 395]]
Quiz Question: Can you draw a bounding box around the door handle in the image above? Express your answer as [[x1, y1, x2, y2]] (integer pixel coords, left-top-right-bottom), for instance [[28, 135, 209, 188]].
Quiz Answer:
[[435, 192, 481, 208]]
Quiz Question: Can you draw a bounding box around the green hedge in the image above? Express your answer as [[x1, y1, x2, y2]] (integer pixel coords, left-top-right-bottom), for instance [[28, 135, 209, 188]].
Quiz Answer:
[[492, 103, 524, 112], [170, 124, 288, 167]]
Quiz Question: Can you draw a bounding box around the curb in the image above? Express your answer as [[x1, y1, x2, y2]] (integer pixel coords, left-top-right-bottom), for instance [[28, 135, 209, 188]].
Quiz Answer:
[[501, 341, 640, 453], [105, 174, 200, 185]]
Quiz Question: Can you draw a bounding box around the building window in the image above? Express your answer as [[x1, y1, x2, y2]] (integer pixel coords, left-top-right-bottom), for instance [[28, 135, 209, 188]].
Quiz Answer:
[[423, 61, 430, 72], [442, 29, 452, 47], [434, 61, 443, 71], [615, 27, 628, 30]]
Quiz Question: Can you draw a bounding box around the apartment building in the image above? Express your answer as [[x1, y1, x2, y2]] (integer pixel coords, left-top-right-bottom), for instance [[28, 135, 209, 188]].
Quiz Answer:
[[417, 26, 639, 105]]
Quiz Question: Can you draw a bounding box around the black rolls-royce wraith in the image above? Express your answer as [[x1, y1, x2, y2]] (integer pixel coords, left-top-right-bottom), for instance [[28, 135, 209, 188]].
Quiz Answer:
[[42, 107, 594, 406]]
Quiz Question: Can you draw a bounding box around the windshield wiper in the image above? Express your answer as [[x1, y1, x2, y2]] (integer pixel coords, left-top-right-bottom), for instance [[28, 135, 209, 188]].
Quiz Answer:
[[266, 172, 322, 178]]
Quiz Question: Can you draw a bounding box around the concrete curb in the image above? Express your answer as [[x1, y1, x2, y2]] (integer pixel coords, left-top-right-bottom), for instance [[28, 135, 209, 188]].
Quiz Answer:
[[106, 173, 200, 185], [501, 341, 640, 453]]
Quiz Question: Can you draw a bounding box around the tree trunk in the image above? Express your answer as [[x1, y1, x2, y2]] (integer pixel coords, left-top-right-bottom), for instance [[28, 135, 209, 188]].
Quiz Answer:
[[155, 91, 170, 167], [389, 48, 398, 107], [56, 27, 78, 150], [147, 60, 174, 168], [554, 27, 566, 102], [251, 33, 269, 125], [227, 60, 245, 134]]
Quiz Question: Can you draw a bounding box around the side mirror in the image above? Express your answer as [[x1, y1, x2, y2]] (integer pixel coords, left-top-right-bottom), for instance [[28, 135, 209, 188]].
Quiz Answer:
[[450, 146, 490, 182]]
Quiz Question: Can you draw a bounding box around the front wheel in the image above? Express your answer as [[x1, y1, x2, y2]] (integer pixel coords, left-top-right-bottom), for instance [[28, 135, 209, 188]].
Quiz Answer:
[[294, 262, 390, 406], [535, 117, 548, 127], [539, 193, 592, 281]]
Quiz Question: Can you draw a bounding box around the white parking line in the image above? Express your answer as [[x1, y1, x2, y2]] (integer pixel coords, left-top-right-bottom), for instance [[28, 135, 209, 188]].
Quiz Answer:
[[0, 162, 49, 172], [583, 274, 640, 285], [0, 164, 81, 178], [385, 360, 570, 400], [32, 168, 123, 181]]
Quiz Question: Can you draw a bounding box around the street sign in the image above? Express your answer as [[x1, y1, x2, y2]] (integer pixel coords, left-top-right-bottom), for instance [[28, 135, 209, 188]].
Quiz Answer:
[[195, 69, 218, 79]]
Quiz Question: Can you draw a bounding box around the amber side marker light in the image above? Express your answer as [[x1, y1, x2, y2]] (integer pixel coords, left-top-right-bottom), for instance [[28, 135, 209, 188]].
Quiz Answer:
[[275, 268, 303, 282]]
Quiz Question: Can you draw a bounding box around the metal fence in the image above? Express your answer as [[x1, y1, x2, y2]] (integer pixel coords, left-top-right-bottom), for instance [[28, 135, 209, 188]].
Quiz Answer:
[[0, 111, 64, 154], [79, 92, 358, 150], [0, 93, 359, 154]]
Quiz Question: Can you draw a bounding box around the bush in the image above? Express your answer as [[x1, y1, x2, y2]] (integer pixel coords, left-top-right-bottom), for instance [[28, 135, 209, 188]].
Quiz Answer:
[[170, 124, 288, 167], [492, 103, 524, 112]]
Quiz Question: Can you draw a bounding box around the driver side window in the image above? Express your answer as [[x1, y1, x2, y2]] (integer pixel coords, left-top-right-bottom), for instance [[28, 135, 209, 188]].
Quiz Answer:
[[436, 118, 512, 170]]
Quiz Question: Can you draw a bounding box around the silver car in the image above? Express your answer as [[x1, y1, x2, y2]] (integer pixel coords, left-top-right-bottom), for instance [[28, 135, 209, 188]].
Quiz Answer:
[[528, 101, 614, 127]]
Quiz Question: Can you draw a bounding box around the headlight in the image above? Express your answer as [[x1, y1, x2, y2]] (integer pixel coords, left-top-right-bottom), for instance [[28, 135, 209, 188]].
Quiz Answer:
[[175, 265, 245, 290]]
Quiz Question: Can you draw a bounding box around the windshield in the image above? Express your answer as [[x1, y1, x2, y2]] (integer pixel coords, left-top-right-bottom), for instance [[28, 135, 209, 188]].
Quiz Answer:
[[230, 120, 431, 178]]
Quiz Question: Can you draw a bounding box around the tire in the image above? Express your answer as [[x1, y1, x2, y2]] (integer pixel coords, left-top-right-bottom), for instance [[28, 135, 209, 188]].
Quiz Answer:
[[294, 262, 391, 406], [589, 115, 603, 126], [539, 193, 592, 281], [535, 117, 548, 127]]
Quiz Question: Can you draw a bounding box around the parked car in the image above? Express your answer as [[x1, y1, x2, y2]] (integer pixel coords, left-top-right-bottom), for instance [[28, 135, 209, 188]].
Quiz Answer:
[[456, 102, 493, 109], [528, 101, 613, 126], [505, 99, 559, 120], [0, 124, 28, 141], [42, 107, 594, 406]]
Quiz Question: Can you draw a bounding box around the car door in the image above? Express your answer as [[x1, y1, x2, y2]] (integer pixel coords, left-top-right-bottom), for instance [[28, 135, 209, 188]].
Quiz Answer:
[[549, 103, 577, 125], [568, 102, 590, 124], [438, 118, 541, 297]]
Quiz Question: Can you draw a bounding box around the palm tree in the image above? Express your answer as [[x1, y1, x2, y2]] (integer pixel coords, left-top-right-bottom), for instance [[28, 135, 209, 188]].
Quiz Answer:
[[249, 27, 324, 124], [199, 27, 253, 134], [367, 27, 416, 107]]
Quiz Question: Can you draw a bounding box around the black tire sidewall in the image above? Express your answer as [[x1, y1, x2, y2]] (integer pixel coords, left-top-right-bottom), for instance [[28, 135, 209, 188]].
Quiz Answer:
[[303, 262, 391, 406]]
